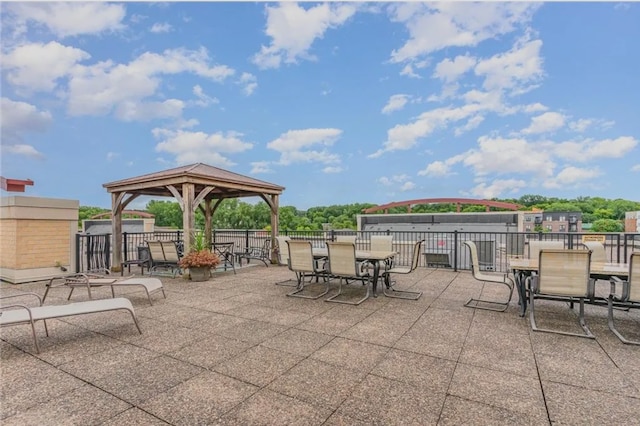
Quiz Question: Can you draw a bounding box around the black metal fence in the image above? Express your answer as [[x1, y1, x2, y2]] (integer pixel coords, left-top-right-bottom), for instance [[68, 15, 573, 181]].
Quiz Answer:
[[75, 230, 640, 274]]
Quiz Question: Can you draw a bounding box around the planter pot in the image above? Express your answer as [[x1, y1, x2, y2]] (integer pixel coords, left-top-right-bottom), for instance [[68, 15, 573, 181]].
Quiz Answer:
[[189, 267, 211, 282]]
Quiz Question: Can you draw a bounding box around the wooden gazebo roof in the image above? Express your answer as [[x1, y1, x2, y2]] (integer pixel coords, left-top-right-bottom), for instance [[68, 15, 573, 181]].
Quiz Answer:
[[102, 163, 285, 269], [103, 163, 284, 198]]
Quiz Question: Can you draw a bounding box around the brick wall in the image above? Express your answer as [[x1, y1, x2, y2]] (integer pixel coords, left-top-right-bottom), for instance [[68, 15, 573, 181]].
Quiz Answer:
[[14, 219, 70, 269], [0, 219, 17, 268]]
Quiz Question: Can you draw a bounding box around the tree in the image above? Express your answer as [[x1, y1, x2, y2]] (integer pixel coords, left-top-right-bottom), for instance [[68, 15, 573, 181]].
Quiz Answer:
[[146, 200, 183, 228], [591, 219, 623, 232]]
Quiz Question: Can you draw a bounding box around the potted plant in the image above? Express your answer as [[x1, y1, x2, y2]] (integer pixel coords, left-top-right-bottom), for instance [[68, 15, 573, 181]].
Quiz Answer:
[[178, 231, 220, 281]]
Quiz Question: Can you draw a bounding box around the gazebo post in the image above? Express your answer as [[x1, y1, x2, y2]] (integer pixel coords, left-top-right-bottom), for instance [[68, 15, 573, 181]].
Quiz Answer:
[[182, 183, 195, 253], [111, 192, 123, 271], [204, 198, 213, 249], [269, 194, 279, 264]]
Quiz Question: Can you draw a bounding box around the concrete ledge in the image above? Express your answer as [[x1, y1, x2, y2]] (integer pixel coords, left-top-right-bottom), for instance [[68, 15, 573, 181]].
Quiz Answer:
[[0, 266, 71, 284]]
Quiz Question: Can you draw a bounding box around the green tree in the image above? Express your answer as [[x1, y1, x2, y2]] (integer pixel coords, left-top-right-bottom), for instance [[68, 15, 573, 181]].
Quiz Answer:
[[146, 200, 182, 228], [591, 219, 623, 232]]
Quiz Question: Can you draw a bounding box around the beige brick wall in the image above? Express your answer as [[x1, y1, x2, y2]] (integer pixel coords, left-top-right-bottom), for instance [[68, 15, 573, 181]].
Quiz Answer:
[[0, 219, 18, 268], [13, 219, 71, 269]]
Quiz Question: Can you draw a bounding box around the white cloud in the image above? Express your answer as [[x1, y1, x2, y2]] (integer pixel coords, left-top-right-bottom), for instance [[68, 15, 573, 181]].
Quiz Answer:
[[1, 144, 44, 159], [0, 98, 53, 146], [238, 73, 258, 96], [153, 128, 253, 166], [267, 128, 342, 166], [2, 41, 90, 93], [543, 166, 602, 189], [462, 136, 555, 177], [251, 161, 274, 174], [568, 118, 593, 133], [418, 161, 453, 177], [323, 166, 343, 174], [150, 22, 172, 33], [66, 47, 235, 119], [115, 99, 185, 122], [521, 103, 548, 113], [400, 181, 416, 191], [399, 60, 428, 78], [554, 136, 638, 162], [106, 152, 119, 162], [470, 179, 526, 198], [474, 38, 544, 95], [381, 94, 410, 114], [379, 174, 411, 186], [388, 2, 539, 63], [4, 2, 126, 38], [192, 85, 219, 107], [253, 2, 357, 69], [631, 164, 640, 172], [433, 55, 476, 83], [521, 112, 566, 134], [454, 115, 485, 136]]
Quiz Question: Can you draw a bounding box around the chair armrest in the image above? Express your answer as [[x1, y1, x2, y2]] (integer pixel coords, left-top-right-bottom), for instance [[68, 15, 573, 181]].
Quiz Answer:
[[525, 275, 538, 293], [0, 292, 43, 306], [609, 276, 628, 301]]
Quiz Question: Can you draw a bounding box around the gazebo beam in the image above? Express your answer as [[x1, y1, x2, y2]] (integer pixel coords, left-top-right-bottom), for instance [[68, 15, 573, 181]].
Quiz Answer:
[[111, 192, 123, 270]]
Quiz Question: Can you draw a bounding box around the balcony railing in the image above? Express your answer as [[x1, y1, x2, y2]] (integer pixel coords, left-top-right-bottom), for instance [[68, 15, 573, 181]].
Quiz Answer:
[[75, 230, 640, 274]]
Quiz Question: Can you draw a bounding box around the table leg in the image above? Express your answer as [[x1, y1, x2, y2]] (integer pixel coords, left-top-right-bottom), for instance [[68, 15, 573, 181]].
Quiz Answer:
[[514, 270, 528, 317], [372, 261, 380, 298]]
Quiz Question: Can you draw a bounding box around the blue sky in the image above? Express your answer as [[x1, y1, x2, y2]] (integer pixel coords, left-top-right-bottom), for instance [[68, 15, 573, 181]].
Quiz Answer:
[[1, 1, 639, 210]]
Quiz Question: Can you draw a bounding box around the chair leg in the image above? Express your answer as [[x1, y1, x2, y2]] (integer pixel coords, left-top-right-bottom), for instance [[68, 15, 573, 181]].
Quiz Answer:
[[287, 272, 329, 299], [382, 273, 422, 300], [325, 277, 371, 305], [530, 291, 594, 339], [464, 280, 514, 312], [608, 296, 640, 345]]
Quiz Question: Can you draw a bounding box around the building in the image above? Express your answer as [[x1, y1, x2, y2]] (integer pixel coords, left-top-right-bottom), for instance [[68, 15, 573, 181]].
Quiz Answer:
[[625, 211, 640, 232], [522, 211, 581, 233]]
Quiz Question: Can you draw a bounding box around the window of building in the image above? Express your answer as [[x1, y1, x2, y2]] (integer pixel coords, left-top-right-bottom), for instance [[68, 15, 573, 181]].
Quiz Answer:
[[559, 224, 566, 231], [546, 216, 553, 221], [546, 225, 553, 231], [525, 225, 531, 231], [525, 216, 531, 222], [559, 216, 566, 222]]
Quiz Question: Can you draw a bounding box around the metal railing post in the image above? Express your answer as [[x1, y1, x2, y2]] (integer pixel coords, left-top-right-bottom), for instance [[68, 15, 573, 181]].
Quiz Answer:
[[105, 234, 111, 270], [123, 232, 128, 262], [75, 233, 81, 273], [453, 230, 458, 272]]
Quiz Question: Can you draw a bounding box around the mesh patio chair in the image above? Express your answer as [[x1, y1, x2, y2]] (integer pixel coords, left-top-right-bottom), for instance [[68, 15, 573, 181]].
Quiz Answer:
[[336, 235, 357, 244], [146, 240, 181, 277], [526, 249, 594, 338], [325, 242, 373, 305], [608, 252, 640, 345], [286, 240, 329, 299], [381, 239, 424, 300], [275, 236, 296, 287], [463, 240, 515, 312], [527, 240, 564, 260]]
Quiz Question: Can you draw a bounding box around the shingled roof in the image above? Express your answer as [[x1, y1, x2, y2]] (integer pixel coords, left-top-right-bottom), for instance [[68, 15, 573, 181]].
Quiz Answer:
[[103, 163, 284, 198]]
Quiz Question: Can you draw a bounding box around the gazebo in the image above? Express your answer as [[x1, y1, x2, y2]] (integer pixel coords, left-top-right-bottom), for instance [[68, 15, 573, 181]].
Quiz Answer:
[[103, 163, 285, 269]]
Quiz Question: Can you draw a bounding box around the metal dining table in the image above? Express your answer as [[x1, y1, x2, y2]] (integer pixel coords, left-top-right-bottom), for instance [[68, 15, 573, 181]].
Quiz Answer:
[[508, 258, 629, 317], [312, 248, 396, 297]]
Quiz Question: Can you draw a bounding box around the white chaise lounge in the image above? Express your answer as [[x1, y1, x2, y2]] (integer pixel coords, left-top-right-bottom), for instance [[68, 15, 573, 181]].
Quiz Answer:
[[0, 293, 142, 353]]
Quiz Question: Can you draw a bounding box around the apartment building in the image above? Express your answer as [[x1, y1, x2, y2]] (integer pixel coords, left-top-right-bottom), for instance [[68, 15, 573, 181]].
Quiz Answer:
[[522, 211, 582, 233], [625, 211, 640, 232]]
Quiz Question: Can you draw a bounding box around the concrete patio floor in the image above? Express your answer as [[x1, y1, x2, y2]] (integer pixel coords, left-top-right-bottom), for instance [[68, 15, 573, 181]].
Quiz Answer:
[[2, 264, 640, 425]]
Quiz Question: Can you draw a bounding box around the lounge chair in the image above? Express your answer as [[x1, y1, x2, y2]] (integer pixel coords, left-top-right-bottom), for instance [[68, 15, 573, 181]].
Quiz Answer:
[[0, 292, 142, 353], [42, 273, 166, 306], [146, 240, 181, 277]]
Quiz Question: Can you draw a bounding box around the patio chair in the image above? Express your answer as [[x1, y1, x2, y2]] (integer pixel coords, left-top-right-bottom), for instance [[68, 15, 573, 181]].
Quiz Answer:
[[146, 240, 181, 277], [370, 235, 394, 271], [43, 273, 166, 306], [336, 235, 357, 244], [381, 239, 424, 300], [526, 249, 594, 339], [212, 242, 236, 274], [527, 240, 564, 260], [463, 241, 515, 312], [237, 239, 271, 267], [286, 240, 330, 299], [0, 292, 142, 353], [608, 252, 640, 345], [325, 241, 373, 305], [275, 236, 295, 287]]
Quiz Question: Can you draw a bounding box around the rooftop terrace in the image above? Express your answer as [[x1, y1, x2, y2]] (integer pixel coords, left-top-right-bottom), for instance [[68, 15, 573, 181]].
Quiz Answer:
[[2, 265, 639, 424]]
